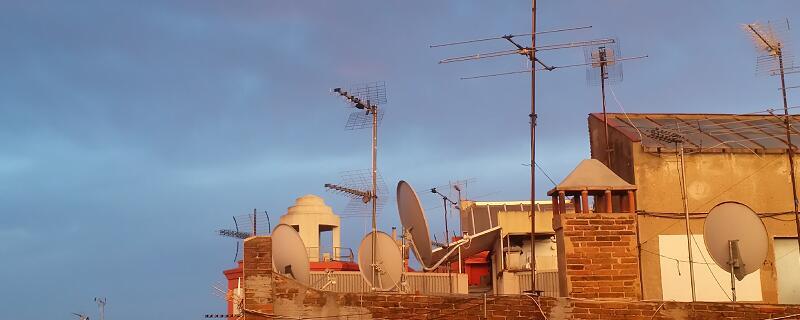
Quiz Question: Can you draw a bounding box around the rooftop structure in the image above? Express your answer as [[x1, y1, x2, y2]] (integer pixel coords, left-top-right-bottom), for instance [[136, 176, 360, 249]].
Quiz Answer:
[[589, 112, 800, 303]]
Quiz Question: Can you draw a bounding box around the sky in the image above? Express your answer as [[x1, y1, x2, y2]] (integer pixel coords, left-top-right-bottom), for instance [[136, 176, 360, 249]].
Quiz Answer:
[[1, 1, 799, 319]]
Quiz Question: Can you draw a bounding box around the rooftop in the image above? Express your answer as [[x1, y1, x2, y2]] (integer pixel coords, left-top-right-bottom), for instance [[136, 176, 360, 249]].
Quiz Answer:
[[592, 112, 800, 153]]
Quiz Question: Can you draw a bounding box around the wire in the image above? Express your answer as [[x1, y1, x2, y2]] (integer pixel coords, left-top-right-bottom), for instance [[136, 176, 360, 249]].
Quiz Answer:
[[609, 87, 643, 141], [640, 248, 714, 265], [690, 232, 732, 301], [639, 156, 782, 246], [649, 301, 667, 320], [524, 293, 549, 320]]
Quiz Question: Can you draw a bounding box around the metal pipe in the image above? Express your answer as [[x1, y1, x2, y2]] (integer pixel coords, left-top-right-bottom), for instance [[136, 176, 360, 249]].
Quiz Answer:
[[529, 0, 538, 295], [678, 142, 697, 301], [600, 48, 612, 167], [728, 240, 737, 302], [777, 51, 800, 257], [371, 103, 378, 289]]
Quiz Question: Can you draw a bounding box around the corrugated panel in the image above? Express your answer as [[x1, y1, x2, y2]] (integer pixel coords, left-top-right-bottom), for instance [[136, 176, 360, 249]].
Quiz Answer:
[[606, 114, 800, 153], [516, 271, 560, 297]]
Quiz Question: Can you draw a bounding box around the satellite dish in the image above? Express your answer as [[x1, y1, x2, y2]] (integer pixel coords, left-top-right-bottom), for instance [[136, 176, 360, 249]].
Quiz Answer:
[[357, 231, 403, 291], [703, 202, 768, 281], [271, 224, 310, 285], [397, 180, 433, 266]]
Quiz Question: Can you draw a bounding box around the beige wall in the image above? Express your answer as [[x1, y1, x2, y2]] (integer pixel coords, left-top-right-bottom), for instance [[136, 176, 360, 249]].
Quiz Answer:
[[589, 115, 800, 303]]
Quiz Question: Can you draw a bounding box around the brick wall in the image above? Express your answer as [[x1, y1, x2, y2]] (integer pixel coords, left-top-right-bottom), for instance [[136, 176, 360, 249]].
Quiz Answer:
[[242, 237, 273, 320], [555, 212, 641, 300], [240, 235, 800, 320]]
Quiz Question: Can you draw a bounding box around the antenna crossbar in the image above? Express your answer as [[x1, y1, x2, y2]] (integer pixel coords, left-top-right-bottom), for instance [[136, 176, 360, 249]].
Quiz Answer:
[[324, 183, 373, 203], [460, 55, 648, 80], [429, 25, 592, 48]]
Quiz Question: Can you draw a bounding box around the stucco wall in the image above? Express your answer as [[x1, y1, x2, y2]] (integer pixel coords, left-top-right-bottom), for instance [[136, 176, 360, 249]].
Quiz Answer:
[[588, 114, 800, 303]]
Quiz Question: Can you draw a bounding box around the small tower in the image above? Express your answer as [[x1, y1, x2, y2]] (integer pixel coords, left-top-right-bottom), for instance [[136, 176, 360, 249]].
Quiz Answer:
[[279, 195, 341, 262]]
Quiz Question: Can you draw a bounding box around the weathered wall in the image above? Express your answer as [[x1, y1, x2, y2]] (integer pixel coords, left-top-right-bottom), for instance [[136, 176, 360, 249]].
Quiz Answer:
[[588, 114, 800, 303], [242, 237, 274, 319], [555, 212, 641, 300], [241, 235, 800, 320]]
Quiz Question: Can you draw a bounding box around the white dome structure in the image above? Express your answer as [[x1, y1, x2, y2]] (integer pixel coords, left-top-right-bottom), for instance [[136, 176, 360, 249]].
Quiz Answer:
[[279, 195, 341, 262]]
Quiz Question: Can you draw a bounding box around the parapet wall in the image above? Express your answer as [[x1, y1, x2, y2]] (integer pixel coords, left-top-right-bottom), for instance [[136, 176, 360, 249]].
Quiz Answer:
[[240, 236, 800, 320]]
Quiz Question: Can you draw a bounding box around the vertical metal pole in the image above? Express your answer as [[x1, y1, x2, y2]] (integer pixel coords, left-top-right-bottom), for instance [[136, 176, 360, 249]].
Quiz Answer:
[[252, 208, 257, 236], [371, 103, 378, 289], [678, 143, 697, 301], [444, 197, 452, 293], [600, 48, 612, 167], [777, 51, 800, 255], [529, 0, 538, 295], [728, 240, 737, 302]]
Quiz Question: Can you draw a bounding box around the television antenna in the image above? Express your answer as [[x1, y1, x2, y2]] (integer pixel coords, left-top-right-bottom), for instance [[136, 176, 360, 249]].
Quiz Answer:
[[357, 231, 403, 291], [584, 40, 647, 166], [94, 297, 106, 320], [330, 81, 388, 288], [325, 169, 389, 217], [744, 19, 800, 256], [217, 210, 271, 262], [71, 313, 89, 320], [644, 126, 697, 301], [431, 1, 648, 293], [703, 202, 768, 302], [430, 187, 458, 293], [271, 224, 311, 285]]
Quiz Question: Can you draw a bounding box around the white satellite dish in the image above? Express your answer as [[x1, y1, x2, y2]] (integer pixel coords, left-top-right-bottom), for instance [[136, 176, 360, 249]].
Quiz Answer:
[[358, 231, 403, 291], [271, 224, 311, 285], [397, 180, 434, 266], [703, 202, 767, 301]]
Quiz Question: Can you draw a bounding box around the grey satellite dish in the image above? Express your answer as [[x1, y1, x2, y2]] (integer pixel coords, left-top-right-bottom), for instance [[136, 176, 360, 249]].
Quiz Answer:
[[271, 224, 311, 285], [397, 180, 433, 266], [358, 231, 403, 291], [703, 202, 768, 281]]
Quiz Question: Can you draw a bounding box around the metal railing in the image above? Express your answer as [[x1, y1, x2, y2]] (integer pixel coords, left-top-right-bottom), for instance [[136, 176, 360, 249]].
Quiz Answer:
[[309, 271, 467, 294], [515, 270, 559, 297], [305, 247, 354, 262]]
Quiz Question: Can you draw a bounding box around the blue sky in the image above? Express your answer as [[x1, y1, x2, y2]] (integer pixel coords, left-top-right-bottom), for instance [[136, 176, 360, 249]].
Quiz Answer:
[[1, 1, 799, 319]]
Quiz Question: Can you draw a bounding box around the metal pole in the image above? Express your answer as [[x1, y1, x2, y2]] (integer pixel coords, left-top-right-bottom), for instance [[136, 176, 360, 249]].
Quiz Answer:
[[777, 51, 800, 255], [371, 103, 378, 289], [95, 297, 106, 320], [600, 48, 611, 167], [252, 208, 257, 236], [443, 196, 452, 293], [678, 143, 697, 301], [529, 0, 538, 295], [728, 240, 737, 302]]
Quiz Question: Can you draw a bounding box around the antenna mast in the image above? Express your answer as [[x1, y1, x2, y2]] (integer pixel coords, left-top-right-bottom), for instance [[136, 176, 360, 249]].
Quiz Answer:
[[330, 82, 388, 290], [94, 297, 106, 320], [745, 20, 800, 256], [432, 1, 645, 295], [645, 127, 696, 301], [585, 41, 646, 167]]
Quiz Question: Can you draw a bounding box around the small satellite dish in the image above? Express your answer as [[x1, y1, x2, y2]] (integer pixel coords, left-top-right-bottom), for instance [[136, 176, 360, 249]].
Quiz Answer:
[[357, 231, 403, 291], [271, 224, 310, 285], [703, 202, 768, 281], [397, 180, 433, 266]]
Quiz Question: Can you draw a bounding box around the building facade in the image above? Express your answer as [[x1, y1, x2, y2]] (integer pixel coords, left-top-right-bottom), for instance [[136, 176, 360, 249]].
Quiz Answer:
[[588, 112, 800, 303]]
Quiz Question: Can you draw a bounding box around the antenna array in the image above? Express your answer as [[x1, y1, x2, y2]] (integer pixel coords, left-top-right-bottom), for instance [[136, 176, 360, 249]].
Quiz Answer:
[[217, 210, 271, 261], [325, 169, 389, 217], [744, 18, 800, 259], [329, 80, 389, 290], [430, 1, 647, 294]]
